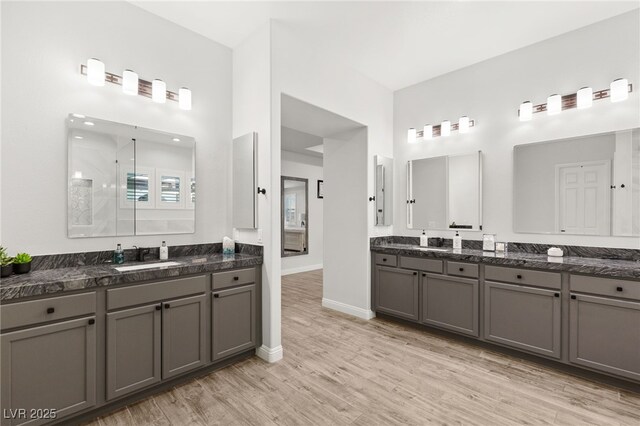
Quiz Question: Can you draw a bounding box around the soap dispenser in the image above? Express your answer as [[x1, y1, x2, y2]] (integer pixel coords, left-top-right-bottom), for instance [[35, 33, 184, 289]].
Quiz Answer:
[[420, 230, 428, 247], [113, 244, 125, 265], [160, 241, 169, 260], [453, 231, 462, 250]]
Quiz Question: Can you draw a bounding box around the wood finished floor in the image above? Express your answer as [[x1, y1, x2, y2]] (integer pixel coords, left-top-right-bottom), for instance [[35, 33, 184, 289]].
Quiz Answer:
[[90, 269, 640, 425]]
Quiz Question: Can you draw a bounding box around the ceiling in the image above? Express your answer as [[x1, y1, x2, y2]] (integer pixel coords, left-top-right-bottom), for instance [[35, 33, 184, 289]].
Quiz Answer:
[[133, 1, 639, 91]]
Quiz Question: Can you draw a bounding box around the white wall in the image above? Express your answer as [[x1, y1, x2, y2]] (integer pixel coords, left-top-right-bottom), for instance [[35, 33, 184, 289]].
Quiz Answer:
[[394, 10, 640, 249], [281, 150, 323, 275], [1, 1, 232, 255]]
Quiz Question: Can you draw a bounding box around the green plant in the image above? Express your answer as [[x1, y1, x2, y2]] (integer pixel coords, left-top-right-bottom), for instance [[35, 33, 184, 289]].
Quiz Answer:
[[0, 246, 12, 266], [13, 253, 32, 264]]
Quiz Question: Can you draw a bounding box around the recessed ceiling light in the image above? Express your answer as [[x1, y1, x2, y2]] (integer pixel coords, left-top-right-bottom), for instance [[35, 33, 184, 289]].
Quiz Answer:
[[72, 114, 86, 119], [172, 138, 180, 142], [84, 121, 95, 126], [74, 136, 84, 139]]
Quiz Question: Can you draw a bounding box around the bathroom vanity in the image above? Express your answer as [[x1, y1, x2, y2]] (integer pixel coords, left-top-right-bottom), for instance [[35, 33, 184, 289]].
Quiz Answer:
[[0, 247, 262, 426], [371, 238, 640, 384]]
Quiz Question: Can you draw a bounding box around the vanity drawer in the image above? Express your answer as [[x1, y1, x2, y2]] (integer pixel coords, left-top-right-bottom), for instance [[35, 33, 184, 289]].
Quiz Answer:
[[447, 261, 479, 279], [374, 253, 397, 267], [485, 266, 561, 290], [107, 275, 208, 310], [399, 256, 443, 274], [570, 275, 640, 301], [213, 268, 256, 290], [1, 292, 96, 330]]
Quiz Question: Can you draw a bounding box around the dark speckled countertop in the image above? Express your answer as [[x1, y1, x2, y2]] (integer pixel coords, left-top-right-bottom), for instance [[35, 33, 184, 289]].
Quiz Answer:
[[371, 243, 640, 280], [0, 253, 262, 302]]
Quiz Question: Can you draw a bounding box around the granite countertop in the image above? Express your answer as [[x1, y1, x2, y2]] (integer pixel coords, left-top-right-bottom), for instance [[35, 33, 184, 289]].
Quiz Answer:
[[371, 243, 640, 280], [0, 253, 263, 302]]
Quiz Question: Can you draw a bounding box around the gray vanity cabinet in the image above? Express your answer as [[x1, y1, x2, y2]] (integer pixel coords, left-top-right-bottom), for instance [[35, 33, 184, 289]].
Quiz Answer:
[[421, 273, 479, 337], [569, 294, 640, 381], [375, 266, 420, 321], [484, 281, 561, 359], [212, 284, 257, 360], [106, 304, 162, 400], [162, 294, 208, 379], [1, 317, 97, 426]]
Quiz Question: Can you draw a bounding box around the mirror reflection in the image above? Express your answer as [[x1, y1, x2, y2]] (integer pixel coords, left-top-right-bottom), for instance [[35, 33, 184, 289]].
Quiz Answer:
[[408, 151, 482, 231], [375, 155, 393, 226], [281, 176, 309, 257], [514, 128, 640, 236], [67, 114, 195, 238]]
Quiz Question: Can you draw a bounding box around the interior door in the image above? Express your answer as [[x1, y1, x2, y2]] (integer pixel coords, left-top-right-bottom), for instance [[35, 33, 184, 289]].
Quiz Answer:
[[557, 161, 610, 235]]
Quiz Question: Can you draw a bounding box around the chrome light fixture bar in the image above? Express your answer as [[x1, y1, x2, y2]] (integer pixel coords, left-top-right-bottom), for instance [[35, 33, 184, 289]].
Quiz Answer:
[[409, 117, 475, 142], [80, 62, 192, 110], [518, 79, 632, 120]]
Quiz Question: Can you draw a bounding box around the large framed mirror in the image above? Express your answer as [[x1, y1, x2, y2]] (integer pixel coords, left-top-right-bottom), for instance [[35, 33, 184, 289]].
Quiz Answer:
[[281, 176, 308, 257], [514, 128, 639, 236], [232, 132, 258, 229], [67, 114, 195, 238], [407, 151, 482, 231], [375, 155, 393, 226]]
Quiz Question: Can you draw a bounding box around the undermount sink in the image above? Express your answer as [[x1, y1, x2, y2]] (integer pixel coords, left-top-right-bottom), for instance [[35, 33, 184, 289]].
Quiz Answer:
[[416, 247, 448, 252], [114, 261, 181, 272]]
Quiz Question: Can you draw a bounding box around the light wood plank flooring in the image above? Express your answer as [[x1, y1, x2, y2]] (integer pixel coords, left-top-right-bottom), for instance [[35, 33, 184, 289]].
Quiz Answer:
[[91, 269, 640, 425]]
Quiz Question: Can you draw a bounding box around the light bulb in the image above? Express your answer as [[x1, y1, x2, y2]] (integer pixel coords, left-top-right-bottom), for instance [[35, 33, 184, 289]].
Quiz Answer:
[[423, 124, 432, 140], [122, 70, 138, 96], [458, 116, 469, 133], [152, 79, 166, 103], [87, 58, 105, 86], [547, 94, 561, 115], [179, 87, 192, 110], [441, 120, 451, 137], [610, 78, 629, 102], [408, 128, 417, 144], [576, 87, 593, 109], [519, 101, 532, 121]]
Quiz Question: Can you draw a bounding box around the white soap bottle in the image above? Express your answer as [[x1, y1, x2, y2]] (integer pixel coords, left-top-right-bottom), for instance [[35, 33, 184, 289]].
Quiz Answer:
[[420, 230, 428, 247], [453, 231, 462, 250], [159, 241, 169, 260]]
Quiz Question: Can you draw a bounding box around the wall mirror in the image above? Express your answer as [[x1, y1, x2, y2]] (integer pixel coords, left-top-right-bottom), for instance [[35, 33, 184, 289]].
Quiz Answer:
[[514, 128, 639, 236], [67, 114, 195, 238], [407, 151, 482, 231], [374, 155, 393, 226], [232, 132, 258, 229], [281, 176, 308, 257]]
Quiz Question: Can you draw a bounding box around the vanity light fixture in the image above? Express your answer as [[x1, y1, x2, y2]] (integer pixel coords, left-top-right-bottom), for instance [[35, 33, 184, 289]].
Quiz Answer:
[[122, 70, 139, 96], [517, 78, 632, 119], [408, 117, 475, 142], [86, 58, 105, 86], [80, 60, 192, 110], [576, 87, 593, 109]]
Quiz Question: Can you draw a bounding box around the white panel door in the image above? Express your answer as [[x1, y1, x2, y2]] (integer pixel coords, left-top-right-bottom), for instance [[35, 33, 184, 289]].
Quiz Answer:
[[557, 162, 610, 235]]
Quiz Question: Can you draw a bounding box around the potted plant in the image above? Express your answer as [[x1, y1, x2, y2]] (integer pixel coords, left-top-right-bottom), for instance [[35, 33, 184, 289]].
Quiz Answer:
[[13, 252, 32, 274], [0, 247, 13, 278]]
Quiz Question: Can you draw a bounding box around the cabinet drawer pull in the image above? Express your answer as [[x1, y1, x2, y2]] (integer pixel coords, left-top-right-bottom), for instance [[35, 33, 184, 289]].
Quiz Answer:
[[616, 286, 623, 292], [382, 258, 387, 262], [459, 267, 464, 272], [233, 276, 239, 281], [164, 303, 170, 309], [155, 305, 162, 310], [88, 318, 95, 325], [46, 307, 55, 314], [516, 274, 523, 279], [571, 295, 577, 300], [214, 294, 220, 298], [554, 293, 560, 298]]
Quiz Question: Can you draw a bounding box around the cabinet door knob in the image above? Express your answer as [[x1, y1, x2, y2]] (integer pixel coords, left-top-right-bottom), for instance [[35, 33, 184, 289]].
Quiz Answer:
[[156, 305, 162, 310], [382, 258, 387, 262], [164, 303, 170, 309], [88, 318, 95, 325], [413, 272, 417, 276], [554, 293, 560, 298], [46, 307, 55, 314], [233, 276, 239, 281], [616, 286, 623, 292], [516, 274, 523, 279], [214, 294, 220, 298], [459, 267, 464, 272], [571, 295, 577, 300]]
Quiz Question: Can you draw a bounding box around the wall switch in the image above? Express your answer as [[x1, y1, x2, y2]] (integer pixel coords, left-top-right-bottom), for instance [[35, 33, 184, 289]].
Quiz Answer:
[[257, 229, 263, 243], [233, 228, 239, 240]]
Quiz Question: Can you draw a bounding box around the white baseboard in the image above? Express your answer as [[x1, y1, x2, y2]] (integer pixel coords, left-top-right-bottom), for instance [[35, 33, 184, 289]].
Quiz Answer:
[[281, 264, 323, 276], [322, 298, 375, 320], [256, 345, 283, 363]]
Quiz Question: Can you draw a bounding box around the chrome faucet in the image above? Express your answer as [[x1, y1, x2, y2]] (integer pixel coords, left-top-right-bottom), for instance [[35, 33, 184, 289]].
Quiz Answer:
[[133, 246, 152, 262]]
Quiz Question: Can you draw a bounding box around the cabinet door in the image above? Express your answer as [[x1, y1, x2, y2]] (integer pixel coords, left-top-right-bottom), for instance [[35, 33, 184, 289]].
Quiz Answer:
[[162, 294, 207, 379], [106, 304, 161, 400], [1, 317, 96, 426], [570, 294, 640, 381], [422, 274, 479, 337], [212, 284, 256, 361], [375, 266, 419, 321], [484, 281, 561, 359]]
